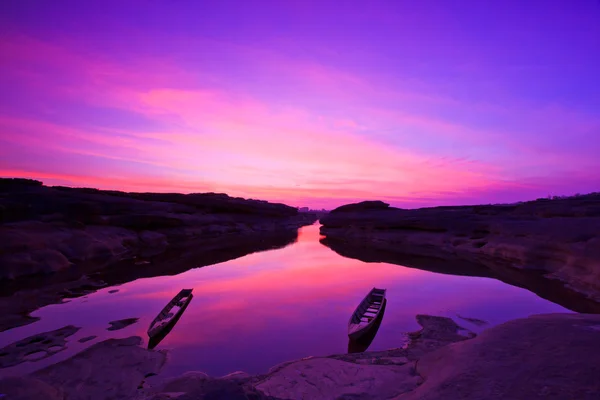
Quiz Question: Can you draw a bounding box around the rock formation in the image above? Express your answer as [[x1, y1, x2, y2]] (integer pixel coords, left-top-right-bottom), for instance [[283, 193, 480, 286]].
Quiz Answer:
[[0, 178, 318, 332], [320, 194, 600, 311], [0, 325, 80, 368], [30, 336, 164, 400], [401, 313, 600, 400], [107, 318, 140, 331], [3, 313, 599, 399]]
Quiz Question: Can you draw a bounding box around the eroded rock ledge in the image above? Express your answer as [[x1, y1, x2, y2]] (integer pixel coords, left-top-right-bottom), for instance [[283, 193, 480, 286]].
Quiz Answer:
[[319, 196, 600, 308], [3, 313, 599, 399], [0, 179, 318, 331]]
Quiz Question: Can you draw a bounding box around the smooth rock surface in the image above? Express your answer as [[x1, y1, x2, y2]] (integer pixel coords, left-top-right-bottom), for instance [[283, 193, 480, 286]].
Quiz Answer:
[[399, 313, 600, 400], [159, 371, 210, 393], [327, 314, 472, 368], [8, 313, 599, 400], [32, 336, 166, 400], [255, 358, 420, 400], [0, 376, 64, 400], [406, 315, 475, 360], [152, 379, 275, 400]]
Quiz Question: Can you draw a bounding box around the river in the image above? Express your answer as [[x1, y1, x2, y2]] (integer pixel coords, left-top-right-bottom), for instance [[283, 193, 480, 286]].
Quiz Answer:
[[0, 223, 569, 379]]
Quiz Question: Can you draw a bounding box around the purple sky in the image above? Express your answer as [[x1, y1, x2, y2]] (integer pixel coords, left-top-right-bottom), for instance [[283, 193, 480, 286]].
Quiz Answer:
[[1, 0, 599, 208]]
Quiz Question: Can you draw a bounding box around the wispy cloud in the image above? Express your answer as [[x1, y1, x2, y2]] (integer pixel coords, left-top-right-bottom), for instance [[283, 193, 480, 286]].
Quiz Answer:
[[1, 25, 598, 208]]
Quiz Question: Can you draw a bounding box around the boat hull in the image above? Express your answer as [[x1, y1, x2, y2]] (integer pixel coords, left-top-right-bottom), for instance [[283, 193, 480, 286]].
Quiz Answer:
[[348, 298, 387, 353], [148, 289, 194, 339], [148, 295, 193, 349], [348, 288, 387, 340], [349, 322, 375, 341], [148, 294, 193, 338]]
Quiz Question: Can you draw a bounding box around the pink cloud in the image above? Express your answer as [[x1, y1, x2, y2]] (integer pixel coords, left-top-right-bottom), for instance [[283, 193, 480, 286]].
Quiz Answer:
[[0, 168, 214, 193], [1, 33, 598, 209]]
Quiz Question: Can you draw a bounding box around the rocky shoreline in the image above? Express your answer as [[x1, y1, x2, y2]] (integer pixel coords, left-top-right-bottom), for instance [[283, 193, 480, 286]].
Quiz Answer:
[[0, 178, 318, 332], [3, 313, 599, 399], [3, 183, 600, 399], [319, 196, 600, 310]]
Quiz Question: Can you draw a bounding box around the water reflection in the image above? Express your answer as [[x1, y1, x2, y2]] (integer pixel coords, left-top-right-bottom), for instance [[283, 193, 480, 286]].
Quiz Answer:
[[320, 236, 600, 314], [0, 228, 303, 336], [0, 223, 571, 379]]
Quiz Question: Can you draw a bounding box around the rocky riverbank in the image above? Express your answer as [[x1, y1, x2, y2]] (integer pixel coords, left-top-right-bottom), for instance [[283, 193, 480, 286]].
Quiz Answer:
[[0, 178, 318, 332], [3, 313, 599, 399], [319, 196, 600, 311]]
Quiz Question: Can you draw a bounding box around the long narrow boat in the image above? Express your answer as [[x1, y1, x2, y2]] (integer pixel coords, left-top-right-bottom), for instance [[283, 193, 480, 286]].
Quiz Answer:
[[348, 297, 387, 354], [148, 289, 193, 338], [348, 287, 387, 340]]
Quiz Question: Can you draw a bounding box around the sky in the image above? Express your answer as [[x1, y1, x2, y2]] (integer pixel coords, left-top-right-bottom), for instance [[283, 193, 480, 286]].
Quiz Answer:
[[0, 0, 599, 209]]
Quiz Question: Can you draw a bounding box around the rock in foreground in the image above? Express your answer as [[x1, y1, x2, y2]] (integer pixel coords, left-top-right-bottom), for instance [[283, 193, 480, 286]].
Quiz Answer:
[[256, 358, 420, 399], [0, 376, 64, 400], [3, 313, 599, 399], [32, 336, 165, 400], [402, 313, 600, 400]]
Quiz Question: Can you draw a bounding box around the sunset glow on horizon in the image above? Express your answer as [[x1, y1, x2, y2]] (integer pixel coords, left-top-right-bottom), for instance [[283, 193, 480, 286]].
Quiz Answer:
[[1, 0, 599, 209]]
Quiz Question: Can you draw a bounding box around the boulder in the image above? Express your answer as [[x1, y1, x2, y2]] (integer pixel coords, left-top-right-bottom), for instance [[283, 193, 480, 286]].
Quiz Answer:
[[401, 313, 600, 400], [33, 336, 166, 400]]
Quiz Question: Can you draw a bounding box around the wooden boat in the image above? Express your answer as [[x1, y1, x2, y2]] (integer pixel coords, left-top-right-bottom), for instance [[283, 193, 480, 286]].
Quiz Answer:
[[348, 287, 387, 340], [348, 297, 387, 354], [147, 294, 193, 350], [148, 289, 193, 338]]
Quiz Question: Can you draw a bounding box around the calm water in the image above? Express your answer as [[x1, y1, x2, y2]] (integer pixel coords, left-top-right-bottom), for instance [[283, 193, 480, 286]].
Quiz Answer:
[[0, 223, 569, 379]]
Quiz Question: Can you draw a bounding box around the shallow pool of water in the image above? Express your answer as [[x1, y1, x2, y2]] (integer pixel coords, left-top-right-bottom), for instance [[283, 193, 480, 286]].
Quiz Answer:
[[0, 223, 570, 378]]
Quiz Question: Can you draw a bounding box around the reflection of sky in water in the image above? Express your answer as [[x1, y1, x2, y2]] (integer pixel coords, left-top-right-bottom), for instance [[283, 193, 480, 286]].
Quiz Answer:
[[0, 223, 570, 378]]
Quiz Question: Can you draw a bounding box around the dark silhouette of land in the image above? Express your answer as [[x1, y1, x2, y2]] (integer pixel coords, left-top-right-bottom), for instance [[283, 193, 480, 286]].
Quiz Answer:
[[2, 181, 600, 399], [320, 195, 600, 313], [0, 178, 318, 332]]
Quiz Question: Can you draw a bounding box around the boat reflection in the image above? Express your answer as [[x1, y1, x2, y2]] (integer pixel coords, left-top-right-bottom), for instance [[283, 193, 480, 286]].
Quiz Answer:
[[148, 295, 193, 350], [347, 298, 387, 354]]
